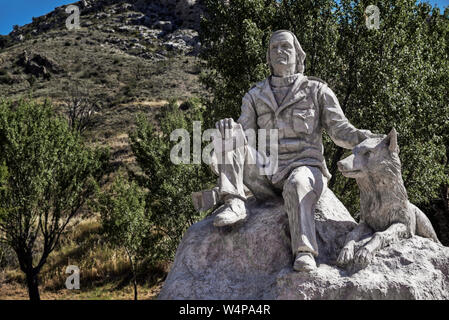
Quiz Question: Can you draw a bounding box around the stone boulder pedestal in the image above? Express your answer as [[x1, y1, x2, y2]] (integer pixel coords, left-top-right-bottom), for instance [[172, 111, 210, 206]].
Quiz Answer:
[[158, 188, 449, 300]]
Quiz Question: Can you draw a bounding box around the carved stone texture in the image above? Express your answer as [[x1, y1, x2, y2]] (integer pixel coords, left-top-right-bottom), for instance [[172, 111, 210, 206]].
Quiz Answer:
[[277, 236, 449, 300], [159, 188, 449, 300], [337, 129, 440, 268], [159, 188, 357, 299]]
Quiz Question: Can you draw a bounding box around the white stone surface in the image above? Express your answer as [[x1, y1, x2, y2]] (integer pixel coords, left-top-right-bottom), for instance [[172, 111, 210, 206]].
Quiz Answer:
[[158, 188, 449, 300], [277, 236, 449, 299]]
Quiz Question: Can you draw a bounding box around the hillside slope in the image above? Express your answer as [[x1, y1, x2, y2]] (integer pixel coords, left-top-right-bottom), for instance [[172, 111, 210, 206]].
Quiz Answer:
[[0, 0, 206, 161], [0, 0, 207, 299]]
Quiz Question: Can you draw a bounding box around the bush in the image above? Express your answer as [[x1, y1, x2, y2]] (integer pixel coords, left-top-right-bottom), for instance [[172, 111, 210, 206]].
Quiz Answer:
[[0, 73, 13, 85], [95, 172, 149, 300], [129, 99, 214, 260]]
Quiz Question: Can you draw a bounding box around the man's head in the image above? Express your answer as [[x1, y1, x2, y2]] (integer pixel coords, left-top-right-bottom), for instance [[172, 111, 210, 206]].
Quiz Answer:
[[266, 30, 306, 75]]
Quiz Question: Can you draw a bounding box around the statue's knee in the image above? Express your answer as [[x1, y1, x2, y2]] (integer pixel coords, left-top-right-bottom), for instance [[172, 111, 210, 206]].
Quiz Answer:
[[283, 168, 314, 197]]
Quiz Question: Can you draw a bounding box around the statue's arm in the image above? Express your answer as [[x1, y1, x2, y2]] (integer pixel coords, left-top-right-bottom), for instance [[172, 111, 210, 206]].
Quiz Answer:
[[237, 92, 257, 131], [319, 84, 373, 149], [208, 92, 256, 177]]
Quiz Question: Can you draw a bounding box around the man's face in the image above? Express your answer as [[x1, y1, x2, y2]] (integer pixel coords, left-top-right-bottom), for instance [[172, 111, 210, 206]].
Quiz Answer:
[[269, 32, 296, 69]]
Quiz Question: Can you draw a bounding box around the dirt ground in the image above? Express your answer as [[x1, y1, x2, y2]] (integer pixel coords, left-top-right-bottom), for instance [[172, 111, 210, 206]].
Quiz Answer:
[[0, 281, 163, 300]]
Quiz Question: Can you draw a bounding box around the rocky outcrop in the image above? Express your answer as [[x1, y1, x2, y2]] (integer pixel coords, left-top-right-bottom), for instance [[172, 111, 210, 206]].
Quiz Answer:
[[163, 29, 200, 53], [175, 0, 203, 29], [158, 188, 449, 300], [18, 50, 62, 79], [7, 0, 204, 60], [133, 0, 204, 30]]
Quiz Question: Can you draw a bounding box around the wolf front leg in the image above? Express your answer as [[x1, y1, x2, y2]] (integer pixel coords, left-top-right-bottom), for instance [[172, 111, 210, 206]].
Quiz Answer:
[[354, 222, 408, 266], [337, 221, 372, 266]]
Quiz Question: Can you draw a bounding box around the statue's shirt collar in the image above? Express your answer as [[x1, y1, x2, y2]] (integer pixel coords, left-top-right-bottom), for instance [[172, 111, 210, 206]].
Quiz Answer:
[[257, 73, 307, 114], [269, 73, 303, 88]]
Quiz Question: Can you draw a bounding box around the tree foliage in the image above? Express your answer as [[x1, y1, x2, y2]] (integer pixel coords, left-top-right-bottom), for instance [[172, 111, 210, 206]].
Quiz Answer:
[[200, 0, 449, 240], [95, 173, 148, 300], [0, 99, 108, 300], [129, 99, 215, 260]]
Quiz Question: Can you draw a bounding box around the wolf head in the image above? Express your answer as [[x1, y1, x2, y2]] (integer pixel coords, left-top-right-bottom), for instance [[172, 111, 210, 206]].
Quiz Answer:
[[337, 128, 400, 179]]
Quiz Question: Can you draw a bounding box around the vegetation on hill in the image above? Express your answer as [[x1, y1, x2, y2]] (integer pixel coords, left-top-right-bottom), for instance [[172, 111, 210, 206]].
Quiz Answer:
[[0, 0, 207, 299]]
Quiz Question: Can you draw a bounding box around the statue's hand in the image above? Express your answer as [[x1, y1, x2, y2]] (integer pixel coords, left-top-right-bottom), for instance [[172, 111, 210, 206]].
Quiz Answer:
[[215, 118, 245, 140], [214, 118, 246, 153], [216, 118, 236, 139], [337, 244, 354, 266]]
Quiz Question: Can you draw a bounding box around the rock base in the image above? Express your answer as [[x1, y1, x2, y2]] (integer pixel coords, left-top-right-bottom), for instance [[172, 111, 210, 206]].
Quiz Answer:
[[158, 188, 449, 300]]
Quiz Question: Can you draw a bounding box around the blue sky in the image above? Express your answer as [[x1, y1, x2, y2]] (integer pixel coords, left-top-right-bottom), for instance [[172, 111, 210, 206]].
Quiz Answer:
[[0, 0, 74, 35], [0, 0, 448, 35]]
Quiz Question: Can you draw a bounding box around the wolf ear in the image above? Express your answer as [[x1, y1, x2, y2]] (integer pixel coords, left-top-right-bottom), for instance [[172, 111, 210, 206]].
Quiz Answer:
[[385, 128, 399, 154]]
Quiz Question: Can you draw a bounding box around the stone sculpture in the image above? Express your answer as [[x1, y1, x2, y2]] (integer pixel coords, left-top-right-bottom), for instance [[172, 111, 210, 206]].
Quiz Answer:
[[161, 191, 449, 299], [202, 29, 376, 272], [161, 30, 447, 300], [337, 128, 440, 267]]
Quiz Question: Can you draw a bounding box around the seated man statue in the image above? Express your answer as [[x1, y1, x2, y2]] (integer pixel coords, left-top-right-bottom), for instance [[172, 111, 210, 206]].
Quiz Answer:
[[199, 30, 375, 272]]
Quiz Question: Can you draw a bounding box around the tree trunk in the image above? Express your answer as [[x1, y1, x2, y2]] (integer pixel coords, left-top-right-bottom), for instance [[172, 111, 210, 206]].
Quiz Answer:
[[17, 249, 41, 301], [25, 271, 40, 301], [126, 250, 138, 301], [133, 273, 138, 301], [443, 185, 449, 214]]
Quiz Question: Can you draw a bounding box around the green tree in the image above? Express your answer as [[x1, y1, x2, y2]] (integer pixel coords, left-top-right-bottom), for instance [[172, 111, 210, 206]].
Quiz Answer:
[[95, 173, 148, 300], [129, 99, 215, 260], [0, 99, 108, 300], [0, 162, 10, 268], [200, 0, 449, 241]]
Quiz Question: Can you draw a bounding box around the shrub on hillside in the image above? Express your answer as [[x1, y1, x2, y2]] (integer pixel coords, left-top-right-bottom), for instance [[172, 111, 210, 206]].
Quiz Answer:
[[129, 98, 215, 260]]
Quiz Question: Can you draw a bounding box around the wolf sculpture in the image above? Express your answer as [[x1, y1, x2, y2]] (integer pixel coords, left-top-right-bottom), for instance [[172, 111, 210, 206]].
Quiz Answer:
[[336, 128, 440, 267]]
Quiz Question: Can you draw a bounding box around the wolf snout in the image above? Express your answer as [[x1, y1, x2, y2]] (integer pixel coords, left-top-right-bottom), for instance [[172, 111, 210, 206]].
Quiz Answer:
[[337, 160, 345, 171], [337, 154, 357, 177], [337, 158, 350, 172]]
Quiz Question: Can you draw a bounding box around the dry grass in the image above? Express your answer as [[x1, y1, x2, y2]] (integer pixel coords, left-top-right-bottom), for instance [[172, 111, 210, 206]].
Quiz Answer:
[[0, 281, 163, 300], [0, 216, 169, 300], [120, 99, 171, 108]]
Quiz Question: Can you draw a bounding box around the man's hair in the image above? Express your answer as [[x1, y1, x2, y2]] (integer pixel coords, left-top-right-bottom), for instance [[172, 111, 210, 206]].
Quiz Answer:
[[266, 30, 306, 74]]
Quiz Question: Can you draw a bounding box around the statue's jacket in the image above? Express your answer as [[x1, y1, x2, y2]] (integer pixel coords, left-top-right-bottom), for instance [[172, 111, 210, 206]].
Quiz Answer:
[[237, 74, 371, 186]]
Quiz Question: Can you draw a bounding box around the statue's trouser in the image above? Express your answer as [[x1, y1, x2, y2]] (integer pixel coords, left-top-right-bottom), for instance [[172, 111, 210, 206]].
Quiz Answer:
[[212, 145, 326, 257]]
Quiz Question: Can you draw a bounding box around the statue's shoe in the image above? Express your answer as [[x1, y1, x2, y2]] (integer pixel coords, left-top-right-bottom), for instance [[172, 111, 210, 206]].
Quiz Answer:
[[293, 252, 317, 272], [213, 198, 247, 227]]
